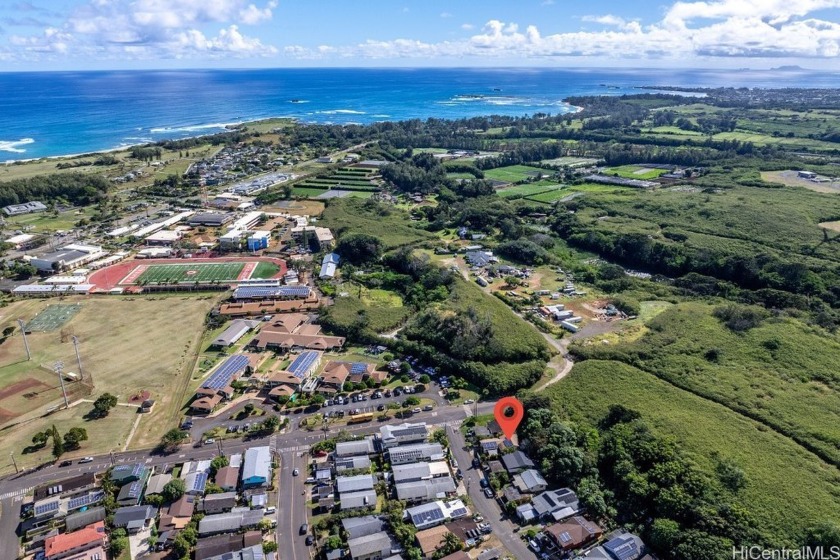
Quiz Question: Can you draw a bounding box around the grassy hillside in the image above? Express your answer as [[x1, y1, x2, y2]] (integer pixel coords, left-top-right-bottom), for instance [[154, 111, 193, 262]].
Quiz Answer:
[[546, 360, 840, 543], [320, 197, 435, 249], [571, 303, 840, 465]]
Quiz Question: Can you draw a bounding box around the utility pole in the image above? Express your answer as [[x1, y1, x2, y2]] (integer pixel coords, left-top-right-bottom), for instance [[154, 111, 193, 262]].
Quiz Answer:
[[109, 450, 116, 466], [10, 453, 18, 474], [17, 319, 30, 361], [54, 361, 69, 408], [217, 439, 224, 458], [71, 336, 83, 381]]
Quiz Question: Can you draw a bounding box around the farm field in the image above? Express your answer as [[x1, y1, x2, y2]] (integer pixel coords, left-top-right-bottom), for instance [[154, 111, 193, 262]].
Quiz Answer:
[[292, 187, 328, 198], [496, 183, 562, 198], [0, 295, 217, 472], [546, 359, 840, 542], [483, 164, 546, 183], [295, 166, 381, 192], [604, 165, 669, 180]]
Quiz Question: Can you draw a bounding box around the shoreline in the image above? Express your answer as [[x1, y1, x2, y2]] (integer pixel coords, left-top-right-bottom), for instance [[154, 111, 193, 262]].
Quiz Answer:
[[0, 103, 584, 165]]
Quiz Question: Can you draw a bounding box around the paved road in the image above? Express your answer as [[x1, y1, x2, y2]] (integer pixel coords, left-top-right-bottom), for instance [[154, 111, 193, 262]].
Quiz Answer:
[[276, 449, 308, 560], [447, 425, 536, 560], [0, 497, 20, 560]]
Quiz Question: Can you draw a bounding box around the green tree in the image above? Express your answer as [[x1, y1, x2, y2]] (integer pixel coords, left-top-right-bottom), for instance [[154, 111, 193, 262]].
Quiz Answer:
[[262, 541, 278, 553], [63, 427, 88, 450], [434, 532, 463, 558], [92, 393, 118, 418], [31, 431, 49, 448], [210, 456, 229, 476], [162, 478, 186, 502], [160, 428, 189, 451], [50, 425, 64, 458], [418, 374, 431, 384], [110, 537, 129, 557], [336, 233, 384, 265]]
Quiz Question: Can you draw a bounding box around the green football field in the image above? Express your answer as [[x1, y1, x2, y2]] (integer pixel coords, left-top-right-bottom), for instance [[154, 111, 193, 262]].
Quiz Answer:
[[133, 262, 246, 284]]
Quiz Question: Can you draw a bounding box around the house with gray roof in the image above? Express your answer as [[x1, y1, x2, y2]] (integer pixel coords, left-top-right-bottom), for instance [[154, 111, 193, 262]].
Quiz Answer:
[[380, 423, 427, 448], [198, 510, 264, 535], [501, 450, 535, 474], [211, 320, 261, 348], [242, 446, 272, 488], [340, 490, 377, 511], [336, 474, 375, 494], [512, 469, 548, 494], [587, 531, 647, 560], [395, 477, 456, 503], [387, 442, 445, 465], [519, 488, 579, 522], [113, 505, 157, 533], [145, 473, 172, 496], [342, 516, 387, 540], [335, 456, 371, 473], [65, 506, 106, 532], [335, 438, 376, 457], [348, 531, 399, 560], [202, 492, 238, 514]]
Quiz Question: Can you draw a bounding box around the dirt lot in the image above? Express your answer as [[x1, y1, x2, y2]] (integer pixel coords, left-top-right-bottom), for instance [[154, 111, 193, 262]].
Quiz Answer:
[[0, 294, 218, 466], [761, 170, 840, 193]]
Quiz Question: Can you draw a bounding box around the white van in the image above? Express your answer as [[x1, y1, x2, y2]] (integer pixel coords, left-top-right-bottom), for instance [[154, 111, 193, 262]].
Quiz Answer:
[[264, 506, 276, 515]]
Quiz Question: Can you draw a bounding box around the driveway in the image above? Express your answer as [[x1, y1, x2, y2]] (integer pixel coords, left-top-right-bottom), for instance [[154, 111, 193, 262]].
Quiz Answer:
[[446, 425, 536, 560], [128, 525, 152, 560]]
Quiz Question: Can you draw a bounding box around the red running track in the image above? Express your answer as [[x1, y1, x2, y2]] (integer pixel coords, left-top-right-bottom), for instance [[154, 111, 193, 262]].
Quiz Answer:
[[87, 256, 287, 291]]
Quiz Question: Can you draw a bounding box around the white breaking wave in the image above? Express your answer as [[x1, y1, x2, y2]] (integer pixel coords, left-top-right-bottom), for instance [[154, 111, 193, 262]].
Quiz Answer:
[[317, 109, 366, 115], [0, 138, 35, 153], [149, 122, 236, 134], [371, 114, 391, 118]]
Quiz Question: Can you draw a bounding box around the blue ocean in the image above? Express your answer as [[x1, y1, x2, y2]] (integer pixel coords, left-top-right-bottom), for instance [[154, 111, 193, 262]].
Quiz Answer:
[[2, 66, 840, 162]]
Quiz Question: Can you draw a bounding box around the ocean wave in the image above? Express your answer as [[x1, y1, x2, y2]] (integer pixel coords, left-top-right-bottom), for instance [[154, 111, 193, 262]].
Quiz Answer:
[[371, 114, 391, 118], [0, 138, 35, 153], [317, 109, 366, 115], [149, 122, 235, 134]]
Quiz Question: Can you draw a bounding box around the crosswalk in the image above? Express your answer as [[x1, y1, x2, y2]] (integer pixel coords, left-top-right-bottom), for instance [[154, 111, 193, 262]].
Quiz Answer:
[[277, 444, 308, 454], [0, 486, 31, 500]]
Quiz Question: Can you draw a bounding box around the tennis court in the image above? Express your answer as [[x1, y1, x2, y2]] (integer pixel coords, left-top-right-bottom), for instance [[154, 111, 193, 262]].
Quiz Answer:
[[25, 304, 82, 332]]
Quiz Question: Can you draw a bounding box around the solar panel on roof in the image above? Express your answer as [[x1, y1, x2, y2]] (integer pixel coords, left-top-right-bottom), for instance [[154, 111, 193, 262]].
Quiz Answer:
[[35, 500, 60, 516], [288, 351, 319, 378], [411, 507, 444, 525], [450, 507, 467, 518], [559, 532, 571, 544], [202, 355, 250, 390], [68, 491, 104, 510], [126, 481, 143, 499], [192, 472, 208, 492], [349, 362, 367, 375], [605, 537, 639, 560]]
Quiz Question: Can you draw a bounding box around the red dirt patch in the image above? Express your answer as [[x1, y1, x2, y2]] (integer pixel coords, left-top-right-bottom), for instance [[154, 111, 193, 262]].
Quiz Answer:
[[88, 256, 287, 291], [129, 390, 151, 402], [0, 378, 50, 401]]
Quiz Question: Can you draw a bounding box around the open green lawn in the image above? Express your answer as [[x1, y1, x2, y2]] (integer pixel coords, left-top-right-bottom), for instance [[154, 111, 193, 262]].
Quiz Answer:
[[484, 165, 546, 183], [292, 187, 329, 198], [497, 183, 562, 198], [4, 207, 97, 232], [134, 262, 245, 284], [546, 360, 840, 542], [252, 261, 282, 279], [604, 165, 669, 180]]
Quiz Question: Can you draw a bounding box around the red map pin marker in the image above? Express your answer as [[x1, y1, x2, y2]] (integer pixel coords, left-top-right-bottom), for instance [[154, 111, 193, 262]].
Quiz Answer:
[[494, 396, 524, 440]]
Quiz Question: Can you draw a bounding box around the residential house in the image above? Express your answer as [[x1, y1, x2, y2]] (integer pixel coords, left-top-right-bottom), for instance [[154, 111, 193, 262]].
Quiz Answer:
[[501, 451, 535, 474], [587, 532, 647, 560], [335, 438, 376, 458], [214, 466, 240, 492], [392, 461, 450, 484], [544, 516, 602, 552], [405, 500, 469, 530], [159, 495, 196, 533], [380, 423, 427, 448], [340, 490, 377, 511], [395, 478, 456, 503], [347, 532, 399, 560], [111, 464, 150, 486], [198, 511, 264, 536], [335, 456, 372, 473], [512, 469, 548, 494], [34, 474, 97, 502], [387, 443, 445, 465], [194, 533, 262, 560], [113, 505, 157, 533], [342, 516, 387, 540], [202, 492, 238, 514], [242, 446, 272, 488], [116, 479, 146, 506], [64, 507, 106, 532], [44, 521, 107, 560], [479, 439, 500, 457], [521, 488, 579, 522], [337, 474, 375, 494]]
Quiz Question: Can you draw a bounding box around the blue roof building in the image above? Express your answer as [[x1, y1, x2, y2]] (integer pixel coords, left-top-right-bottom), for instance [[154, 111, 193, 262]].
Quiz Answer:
[[242, 446, 272, 488]]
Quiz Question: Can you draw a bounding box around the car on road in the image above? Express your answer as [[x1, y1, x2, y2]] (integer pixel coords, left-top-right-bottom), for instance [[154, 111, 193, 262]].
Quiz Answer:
[[377, 404, 385, 411], [479, 478, 489, 488], [528, 539, 542, 553], [293, 468, 300, 476], [204, 438, 215, 445], [305, 535, 314, 546], [300, 523, 309, 535], [412, 407, 421, 414], [484, 487, 495, 499], [472, 458, 481, 469], [464, 399, 475, 404], [59, 460, 72, 467], [79, 457, 94, 464], [423, 405, 433, 411]]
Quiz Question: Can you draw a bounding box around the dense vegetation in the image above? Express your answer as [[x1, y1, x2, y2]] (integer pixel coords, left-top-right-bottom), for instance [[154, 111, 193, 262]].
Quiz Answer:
[[0, 172, 109, 207]]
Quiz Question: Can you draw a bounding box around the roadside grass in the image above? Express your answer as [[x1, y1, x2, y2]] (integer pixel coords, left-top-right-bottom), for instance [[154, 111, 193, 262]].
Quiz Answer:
[[545, 359, 840, 542]]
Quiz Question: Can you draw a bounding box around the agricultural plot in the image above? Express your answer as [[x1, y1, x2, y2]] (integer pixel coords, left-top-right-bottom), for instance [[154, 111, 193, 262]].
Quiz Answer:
[[0, 295, 215, 472], [525, 189, 575, 203], [295, 166, 381, 192], [496, 183, 562, 198], [484, 165, 547, 183], [292, 186, 329, 198]]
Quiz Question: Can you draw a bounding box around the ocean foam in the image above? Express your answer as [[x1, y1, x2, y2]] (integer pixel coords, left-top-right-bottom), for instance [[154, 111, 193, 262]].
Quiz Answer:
[[317, 109, 366, 115], [149, 122, 237, 134], [0, 138, 35, 153]]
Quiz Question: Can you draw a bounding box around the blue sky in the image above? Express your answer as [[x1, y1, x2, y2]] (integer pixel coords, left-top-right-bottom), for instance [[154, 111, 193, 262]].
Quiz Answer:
[[2, 0, 840, 70]]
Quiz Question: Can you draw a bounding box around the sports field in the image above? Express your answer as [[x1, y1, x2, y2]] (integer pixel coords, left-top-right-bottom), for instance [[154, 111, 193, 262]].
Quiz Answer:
[[125, 261, 280, 285], [25, 304, 82, 332]]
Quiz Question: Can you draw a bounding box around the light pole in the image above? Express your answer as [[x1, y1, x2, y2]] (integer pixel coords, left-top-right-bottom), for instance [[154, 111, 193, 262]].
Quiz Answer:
[[71, 336, 83, 382], [54, 361, 69, 408], [17, 319, 30, 361], [10, 453, 18, 474]]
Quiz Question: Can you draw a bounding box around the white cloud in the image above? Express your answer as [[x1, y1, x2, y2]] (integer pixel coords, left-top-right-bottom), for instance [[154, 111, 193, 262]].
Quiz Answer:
[[440, 12, 453, 19], [461, 23, 474, 30], [7, 0, 278, 60], [283, 0, 840, 61]]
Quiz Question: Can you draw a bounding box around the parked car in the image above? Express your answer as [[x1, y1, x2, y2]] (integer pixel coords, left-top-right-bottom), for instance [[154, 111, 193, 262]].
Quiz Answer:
[[423, 405, 433, 411], [204, 438, 215, 445], [484, 487, 495, 499], [59, 460, 72, 467], [300, 523, 309, 535], [79, 457, 94, 464], [305, 536, 314, 546], [377, 404, 385, 411], [464, 399, 475, 404], [479, 478, 489, 488], [265, 506, 276, 515], [412, 407, 422, 414]]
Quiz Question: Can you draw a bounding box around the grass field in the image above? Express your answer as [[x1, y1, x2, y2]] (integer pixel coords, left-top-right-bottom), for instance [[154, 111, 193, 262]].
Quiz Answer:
[[320, 198, 436, 249], [545, 360, 840, 542], [484, 165, 546, 183], [0, 295, 217, 472], [604, 165, 669, 180], [292, 187, 329, 198], [131, 262, 268, 284], [496, 183, 562, 198], [327, 290, 411, 334], [25, 304, 82, 332]]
